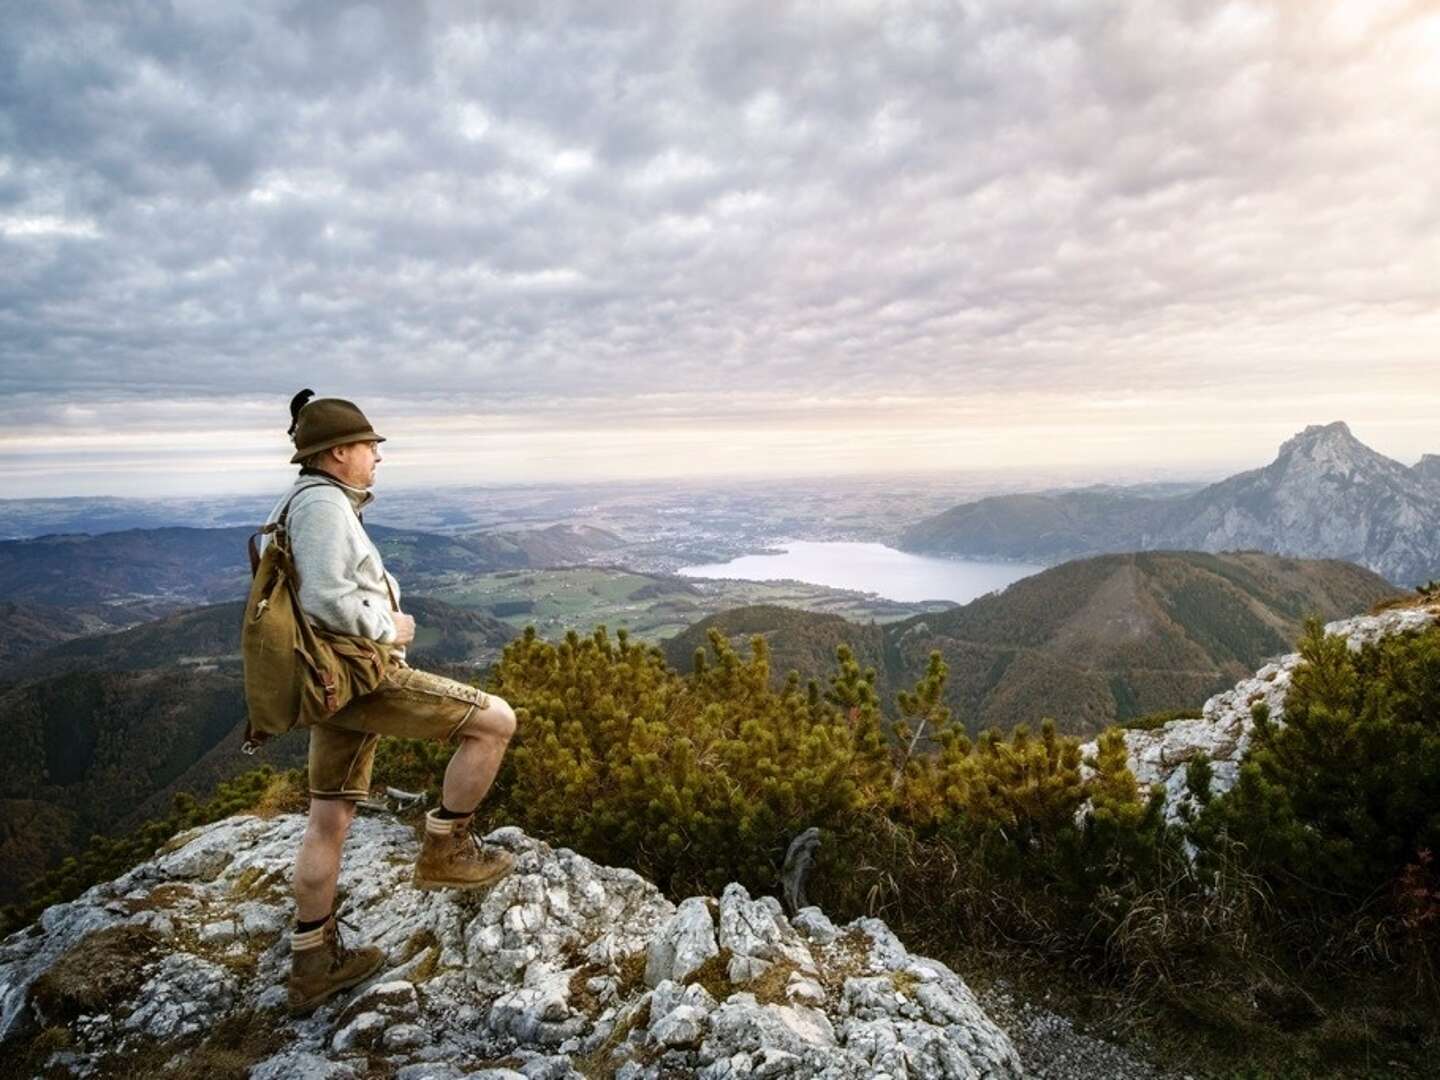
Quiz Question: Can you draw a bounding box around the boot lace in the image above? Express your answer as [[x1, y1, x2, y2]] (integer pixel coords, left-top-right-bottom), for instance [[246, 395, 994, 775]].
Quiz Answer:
[[463, 831, 484, 863], [329, 913, 358, 972]]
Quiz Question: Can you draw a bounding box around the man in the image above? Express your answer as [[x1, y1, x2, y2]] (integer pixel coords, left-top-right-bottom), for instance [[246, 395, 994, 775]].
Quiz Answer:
[[265, 391, 518, 1016]]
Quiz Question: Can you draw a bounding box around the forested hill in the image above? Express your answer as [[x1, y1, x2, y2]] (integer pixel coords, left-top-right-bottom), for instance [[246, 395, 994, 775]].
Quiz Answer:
[[665, 550, 1402, 737], [0, 596, 512, 903], [0, 596, 513, 683], [663, 603, 890, 693]]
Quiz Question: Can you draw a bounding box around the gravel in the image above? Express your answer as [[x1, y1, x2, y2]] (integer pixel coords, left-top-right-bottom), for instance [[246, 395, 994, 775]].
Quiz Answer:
[[976, 981, 1196, 1080]]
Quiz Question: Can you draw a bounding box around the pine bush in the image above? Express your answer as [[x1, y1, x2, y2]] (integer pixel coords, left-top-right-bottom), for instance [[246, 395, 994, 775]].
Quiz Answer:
[[491, 625, 895, 894], [1193, 618, 1440, 908]]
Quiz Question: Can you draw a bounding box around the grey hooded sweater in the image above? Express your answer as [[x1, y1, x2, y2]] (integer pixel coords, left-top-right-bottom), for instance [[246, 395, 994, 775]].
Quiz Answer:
[[260, 473, 403, 653]]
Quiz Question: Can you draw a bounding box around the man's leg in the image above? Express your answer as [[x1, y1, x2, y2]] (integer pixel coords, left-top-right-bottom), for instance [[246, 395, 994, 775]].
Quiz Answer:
[[287, 791, 384, 1016], [311, 668, 520, 891], [293, 797, 356, 922], [415, 694, 518, 891], [440, 696, 518, 813]]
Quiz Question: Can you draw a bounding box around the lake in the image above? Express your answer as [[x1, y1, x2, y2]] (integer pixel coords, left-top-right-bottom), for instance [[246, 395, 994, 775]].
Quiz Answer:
[[677, 540, 1045, 604]]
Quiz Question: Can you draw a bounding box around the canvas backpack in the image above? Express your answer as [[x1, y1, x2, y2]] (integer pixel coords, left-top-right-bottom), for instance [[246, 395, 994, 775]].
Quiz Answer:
[[240, 482, 401, 752]]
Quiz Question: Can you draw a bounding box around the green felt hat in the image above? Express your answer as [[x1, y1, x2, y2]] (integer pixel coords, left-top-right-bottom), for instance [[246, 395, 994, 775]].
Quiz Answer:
[[288, 391, 386, 463]]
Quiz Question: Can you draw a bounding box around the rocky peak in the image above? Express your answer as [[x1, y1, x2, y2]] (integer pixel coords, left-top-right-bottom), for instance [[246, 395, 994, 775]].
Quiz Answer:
[[1272, 421, 1394, 477], [1414, 454, 1440, 490], [0, 816, 1022, 1079], [1167, 422, 1440, 584]]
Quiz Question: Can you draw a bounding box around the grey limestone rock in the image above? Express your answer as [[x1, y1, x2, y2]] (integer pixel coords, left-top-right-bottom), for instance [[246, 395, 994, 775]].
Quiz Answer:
[[645, 894, 719, 987], [650, 1002, 709, 1047], [791, 906, 839, 945], [780, 827, 821, 915], [717, 883, 816, 981], [0, 814, 1022, 1079], [124, 952, 237, 1041]]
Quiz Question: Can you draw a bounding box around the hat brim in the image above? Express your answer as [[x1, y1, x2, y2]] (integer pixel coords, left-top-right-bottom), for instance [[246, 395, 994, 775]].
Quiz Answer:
[[290, 433, 386, 464]]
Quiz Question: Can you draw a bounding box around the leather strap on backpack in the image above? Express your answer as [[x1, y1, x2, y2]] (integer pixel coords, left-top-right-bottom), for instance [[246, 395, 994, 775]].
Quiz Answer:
[[246, 482, 337, 578]]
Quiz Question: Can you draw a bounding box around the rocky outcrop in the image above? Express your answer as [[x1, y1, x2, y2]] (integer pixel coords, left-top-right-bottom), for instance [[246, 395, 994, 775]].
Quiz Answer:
[[1083, 600, 1440, 823], [0, 814, 1022, 1079], [1415, 454, 1440, 494]]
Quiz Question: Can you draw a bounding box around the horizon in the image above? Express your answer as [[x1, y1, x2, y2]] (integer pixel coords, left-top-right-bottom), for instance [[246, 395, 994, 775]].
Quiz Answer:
[[3, 3, 1437, 498], [0, 416, 1430, 505]]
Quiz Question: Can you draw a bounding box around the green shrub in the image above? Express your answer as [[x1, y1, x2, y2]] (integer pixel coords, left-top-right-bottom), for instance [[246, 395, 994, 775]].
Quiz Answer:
[[1192, 618, 1440, 908], [1122, 707, 1203, 731], [491, 625, 893, 894]]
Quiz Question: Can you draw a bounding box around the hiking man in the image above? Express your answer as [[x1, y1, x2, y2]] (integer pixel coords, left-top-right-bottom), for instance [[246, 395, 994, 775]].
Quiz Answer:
[[266, 390, 518, 1015]]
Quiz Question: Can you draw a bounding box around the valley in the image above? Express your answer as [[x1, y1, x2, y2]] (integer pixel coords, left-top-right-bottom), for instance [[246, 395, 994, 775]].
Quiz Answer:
[[0, 424, 1432, 918]]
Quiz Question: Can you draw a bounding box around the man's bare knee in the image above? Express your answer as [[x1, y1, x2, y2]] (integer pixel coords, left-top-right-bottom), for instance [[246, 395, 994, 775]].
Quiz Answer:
[[306, 798, 356, 841], [459, 696, 517, 743]]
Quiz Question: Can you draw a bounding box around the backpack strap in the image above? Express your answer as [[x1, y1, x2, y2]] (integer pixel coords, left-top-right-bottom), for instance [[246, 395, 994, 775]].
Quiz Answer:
[[247, 482, 344, 577]]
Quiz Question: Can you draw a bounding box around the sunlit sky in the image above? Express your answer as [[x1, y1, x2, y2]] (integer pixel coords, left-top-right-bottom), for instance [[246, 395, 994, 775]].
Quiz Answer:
[[1, 1, 1437, 498]]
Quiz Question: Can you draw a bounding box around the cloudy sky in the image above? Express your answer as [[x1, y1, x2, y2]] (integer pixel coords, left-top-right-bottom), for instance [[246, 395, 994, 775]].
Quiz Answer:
[[1, 0, 1436, 497]]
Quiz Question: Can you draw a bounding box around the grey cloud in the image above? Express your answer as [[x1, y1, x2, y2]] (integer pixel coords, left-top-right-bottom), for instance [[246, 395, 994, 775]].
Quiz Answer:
[[0, 0, 1436, 447]]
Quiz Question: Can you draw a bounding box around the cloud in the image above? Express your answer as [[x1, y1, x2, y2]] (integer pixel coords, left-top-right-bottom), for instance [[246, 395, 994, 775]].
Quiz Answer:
[[0, 0, 1437, 494]]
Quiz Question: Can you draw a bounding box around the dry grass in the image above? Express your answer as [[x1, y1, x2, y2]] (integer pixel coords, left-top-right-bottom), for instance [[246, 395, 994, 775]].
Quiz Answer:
[[890, 969, 921, 997], [682, 946, 735, 1004], [745, 959, 800, 1006], [162, 1009, 292, 1079], [614, 948, 648, 996], [572, 997, 653, 1080], [227, 866, 287, 903], [400, 928, 443, 984], [1368, 586, 1440, 615], [30, 924, 161, 1022], [122, 882, 196, 914], [247, 769, 308, 818]]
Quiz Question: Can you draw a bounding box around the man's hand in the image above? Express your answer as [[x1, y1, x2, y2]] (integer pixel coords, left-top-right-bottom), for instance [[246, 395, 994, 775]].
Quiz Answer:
[[392, 612, 416, 646]]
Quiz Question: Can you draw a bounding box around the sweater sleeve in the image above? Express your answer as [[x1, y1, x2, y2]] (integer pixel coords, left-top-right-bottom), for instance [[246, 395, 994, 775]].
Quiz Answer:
[[287, 498, 398, 643]]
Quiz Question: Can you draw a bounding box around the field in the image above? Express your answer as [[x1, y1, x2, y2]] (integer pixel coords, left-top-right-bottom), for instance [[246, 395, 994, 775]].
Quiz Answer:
[[423, 566, 952, 644]]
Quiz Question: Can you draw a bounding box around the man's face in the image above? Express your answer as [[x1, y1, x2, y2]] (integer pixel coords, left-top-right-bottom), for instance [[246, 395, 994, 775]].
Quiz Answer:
[[328, 440, 383, 488]]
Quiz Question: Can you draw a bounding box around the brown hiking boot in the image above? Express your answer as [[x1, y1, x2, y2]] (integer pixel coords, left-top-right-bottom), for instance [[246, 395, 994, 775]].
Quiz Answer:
[[413, 809, 515, 891], [287, 913, 385, 1016]]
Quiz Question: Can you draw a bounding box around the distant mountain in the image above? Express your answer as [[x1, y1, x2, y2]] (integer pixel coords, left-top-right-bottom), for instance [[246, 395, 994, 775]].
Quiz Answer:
[[0, 596, 514, 901], [0, 494, 276, 539], [901, 423, 1440, 586], [897, 490, 1161, 563], [0, 522, 626, 661], [667, 551, 1402, 738], [0, 527, 252, 610]]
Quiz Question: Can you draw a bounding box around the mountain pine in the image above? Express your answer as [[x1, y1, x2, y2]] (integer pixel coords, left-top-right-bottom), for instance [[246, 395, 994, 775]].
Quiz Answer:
[[1193, 617, 1440, 907]]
